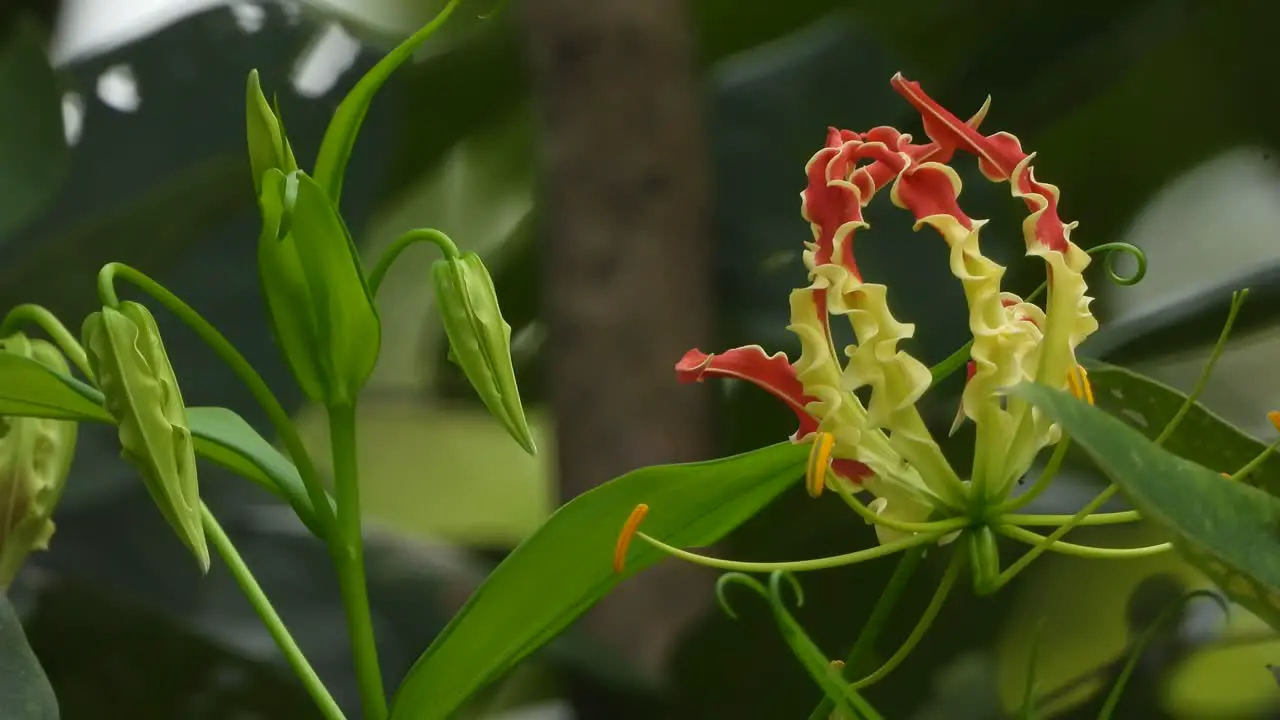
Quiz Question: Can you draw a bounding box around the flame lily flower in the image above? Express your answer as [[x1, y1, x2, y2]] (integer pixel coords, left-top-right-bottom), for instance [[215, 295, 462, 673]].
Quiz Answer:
[[677, 74, 1098, 541], [616, 75, 1165, 592]]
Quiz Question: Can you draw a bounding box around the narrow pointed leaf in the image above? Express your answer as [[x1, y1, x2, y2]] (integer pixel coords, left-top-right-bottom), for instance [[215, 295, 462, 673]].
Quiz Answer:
[[186, 407, 331, 536], [0, 353, 109, 422], [0, 353, 327, 534], [389, 441, 809, 720], [312, 0, 460, 204], [1008, 382, 1280, 631]]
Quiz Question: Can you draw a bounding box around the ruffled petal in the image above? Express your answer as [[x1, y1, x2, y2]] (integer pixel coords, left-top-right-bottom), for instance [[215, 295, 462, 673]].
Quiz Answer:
[[676, 346, 816, 441]]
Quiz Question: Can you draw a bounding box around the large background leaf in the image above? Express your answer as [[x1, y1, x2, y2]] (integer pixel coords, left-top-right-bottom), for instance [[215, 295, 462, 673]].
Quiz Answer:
[[390, 441, 809, 719], [1011, 382, 1280, 631], [0, 592, 57, 719]]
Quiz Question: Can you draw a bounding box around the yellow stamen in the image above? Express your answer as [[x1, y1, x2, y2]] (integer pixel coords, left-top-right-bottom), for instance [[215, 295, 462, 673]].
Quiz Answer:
[[613, 504, 649, 573], [830, 659, 846, 672], [1269, 411, 1280, 433], [806, 431, 836, 498], [1066, 364, 1094, 405]]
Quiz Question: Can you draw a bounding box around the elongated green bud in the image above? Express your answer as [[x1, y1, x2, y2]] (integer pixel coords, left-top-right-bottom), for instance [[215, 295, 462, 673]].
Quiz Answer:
[[84, 302, 208, 572], [246, 69, 297, 195], [432, 251, 535, 455], [256, 169, 381, 407], [969, 526, 1001, 595], [0, 334, 77, 587]]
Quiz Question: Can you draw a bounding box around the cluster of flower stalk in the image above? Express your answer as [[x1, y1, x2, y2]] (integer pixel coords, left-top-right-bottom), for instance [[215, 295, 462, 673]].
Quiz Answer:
[[611, 74, 1280, 713], [0, 4, 536, 719]]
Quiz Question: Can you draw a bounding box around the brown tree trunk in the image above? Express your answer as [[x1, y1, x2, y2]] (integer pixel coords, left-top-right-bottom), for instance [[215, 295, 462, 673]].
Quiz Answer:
[[516, 0, 715, 694]]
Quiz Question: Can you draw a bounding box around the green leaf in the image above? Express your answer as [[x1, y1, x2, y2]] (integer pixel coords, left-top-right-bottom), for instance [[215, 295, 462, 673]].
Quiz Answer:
[[0, 359, 326, 537], [186, 407, 331, 536], [389, 441, 809, 720], [0, 593, 58, 719], [256, 169, 380, 407], [0, 18, 68, 239], [313, 0, 461, 204], [1008, 382, 1280, 631], [0, 351, 324, 532], [0, 353, 109, 422], [1085, 360, 1280, 495], [432, 252, 534, 454]]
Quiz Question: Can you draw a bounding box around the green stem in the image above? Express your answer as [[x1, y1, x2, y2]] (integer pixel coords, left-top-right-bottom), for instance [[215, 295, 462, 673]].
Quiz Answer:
[[1001, 510, 1139, 527], [366, 228, 461, 297], [1155, 288, 1247, 448], [991, 436, 1071, 516], [807, 548, 926, 720], [829, 476, 970, 536], [1230, 435, 1280, 482], [1097, 590, 1224, 720], [96, 262, 334, 534], [635, 529, 942, 574], [981, 485, 1119, 595], [328, 402, 386, 720], [202, 504, 346, 720], [850, 545, 964, 689], [995, 525, 1171, 559], [0, 304, 93, 379]]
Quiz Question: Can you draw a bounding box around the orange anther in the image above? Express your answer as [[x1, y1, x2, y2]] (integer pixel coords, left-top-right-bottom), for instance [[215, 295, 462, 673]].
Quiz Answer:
[[613, 504, 650, 573], [806, 432, 836, 498], [1066, 365, 1094, 405]]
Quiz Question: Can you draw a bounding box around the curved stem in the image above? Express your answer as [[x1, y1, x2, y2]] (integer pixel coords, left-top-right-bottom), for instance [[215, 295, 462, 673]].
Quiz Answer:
[[991, 436, 1071, 516], [0, 304, 93, 379], [807, 547, 926, 720], [981, 485, 1119, 594], [635, 529, 943, 574], [1155, 288, 1246, 447], [1000, 510, 1139, 527], [366, 228, 460, 297], [97, 262, 334, 533], [1230, 435, 1280, 482], [850, 544, 964, 689], [830, 476, 970, 536], [328, 402, 386, 720], [202, 504, 346, 720], [995, 525, 1171, 559]]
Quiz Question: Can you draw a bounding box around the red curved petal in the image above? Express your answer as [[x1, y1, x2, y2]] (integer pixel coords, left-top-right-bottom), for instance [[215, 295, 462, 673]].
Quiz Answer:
[[890, 73, 1071, 253], [676, 347, 818, 439]]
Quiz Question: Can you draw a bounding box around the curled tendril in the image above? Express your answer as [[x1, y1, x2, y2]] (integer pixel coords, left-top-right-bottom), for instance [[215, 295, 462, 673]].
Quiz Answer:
[[715, 570, 804, 621], [1088, 242, 1147, 287], [1097, 589, 1228, 720], [716, 571, 886, 720]]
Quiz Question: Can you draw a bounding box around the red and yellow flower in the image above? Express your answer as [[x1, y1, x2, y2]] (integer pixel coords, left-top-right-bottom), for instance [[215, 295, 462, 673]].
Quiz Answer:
[[677, 74, 1097, 541]]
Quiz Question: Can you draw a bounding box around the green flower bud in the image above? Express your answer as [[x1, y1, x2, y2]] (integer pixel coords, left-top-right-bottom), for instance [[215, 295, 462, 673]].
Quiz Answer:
[[246, 69, 298, 195], [84, 303, 208, 572], [0, 334, 77, 588], [256, 168, 380, 408], [969, 526, 1001, 595], [432, 252, 535, 455]]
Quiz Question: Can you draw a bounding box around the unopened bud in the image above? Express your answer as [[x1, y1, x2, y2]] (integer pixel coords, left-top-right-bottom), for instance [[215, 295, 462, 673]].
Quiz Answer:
[[0, 334, 77, 587]]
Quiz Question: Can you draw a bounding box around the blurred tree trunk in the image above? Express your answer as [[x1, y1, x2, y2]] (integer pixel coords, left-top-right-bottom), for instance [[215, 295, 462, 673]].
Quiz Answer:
[[516, 0, 714, 701]]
